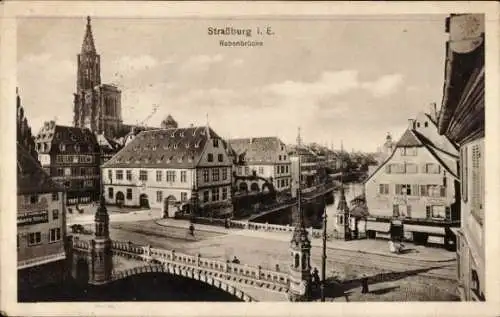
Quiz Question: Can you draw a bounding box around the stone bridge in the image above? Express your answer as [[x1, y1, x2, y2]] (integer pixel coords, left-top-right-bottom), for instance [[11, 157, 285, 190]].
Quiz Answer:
[[70, 238, 290, 302]]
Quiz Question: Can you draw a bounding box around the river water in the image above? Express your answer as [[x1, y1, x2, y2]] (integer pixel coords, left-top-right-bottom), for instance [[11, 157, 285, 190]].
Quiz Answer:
[[19, 274, 243, 302]]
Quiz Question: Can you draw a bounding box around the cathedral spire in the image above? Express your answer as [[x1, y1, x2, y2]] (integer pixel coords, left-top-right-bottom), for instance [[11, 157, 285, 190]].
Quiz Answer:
[[82, 16, 96, 54]]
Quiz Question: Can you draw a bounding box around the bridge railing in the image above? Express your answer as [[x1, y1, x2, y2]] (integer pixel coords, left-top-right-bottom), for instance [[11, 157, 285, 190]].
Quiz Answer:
[[104, 241, 290, 288], [72, 238, 90, 250]]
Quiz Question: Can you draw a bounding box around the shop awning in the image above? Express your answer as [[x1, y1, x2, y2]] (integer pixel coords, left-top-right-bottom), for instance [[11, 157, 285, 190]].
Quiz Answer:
[[404, 224, 445, 235], [366, 221, 390, 233]]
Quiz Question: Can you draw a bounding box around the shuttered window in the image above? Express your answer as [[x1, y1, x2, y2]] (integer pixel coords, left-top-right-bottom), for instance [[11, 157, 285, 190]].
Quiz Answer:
[[471, 143, 483, 224], [426, 206, 431, 218], [445, 206, 451, 220], [461, 147, 468, 202]]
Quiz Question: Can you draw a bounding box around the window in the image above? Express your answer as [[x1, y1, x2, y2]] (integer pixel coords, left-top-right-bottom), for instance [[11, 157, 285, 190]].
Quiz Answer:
[[116, 170, 123, 180], [471, 143, 483, 223], [238, 166, 242, 175], [203, 191, 209, 203], [401, 147, 417, 156], [59, 144, 66, 152], [212, 169, 220, 181], [461, 147, 468, 202], [28, 232, 42, 246], [285, 165, 289, 173], [180, 171, 187, 182], [52, 192, 59, 201], [386, 164, 404, 174], [222, 187, 228, 200], [419, 185, 445, 197], [218, 154, 223, 162], [57, 168, 63, 177], [428, 205, 446, 219], [405, 163, 418, 174], [392, 205, 400, 217], [126, 188, 132, 200], [284, 155, 287, 160], [213, 139, 219, 147], [49, 228, 61, 243], [279, 155, 282, 161], [424, 121, 429, 127], [139, 170, 148, 181], [52, 209, 59, 220], [245, 167, 249, 175], [281, 166, 285, 174], [64, 168, 71, 176], [207, 153, 214, 162], [424, 163, 440, 174], [108, 187, 114, 199], [203, 170, 209, 182], [395, 184, 412, 195], [258, 167, 264, 174], [166, 171, 176, 182], [156, 170, 162, 182], [126, 170, 132, 181], [222, 168, 228, 180], [156, 191, 163, 203], [108, 170, 113, 180], [212, 188, 219, 201], [181, 192, 188, 202], [379, 184, 389, 195]]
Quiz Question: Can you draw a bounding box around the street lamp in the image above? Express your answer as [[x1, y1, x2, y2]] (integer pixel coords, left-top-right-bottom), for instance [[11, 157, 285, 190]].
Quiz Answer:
[[320, 202, 327, 302]]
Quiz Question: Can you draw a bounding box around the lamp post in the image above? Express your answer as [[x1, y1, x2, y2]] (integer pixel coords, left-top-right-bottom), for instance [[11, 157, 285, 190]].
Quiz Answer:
[[320, 203, 327, 302]]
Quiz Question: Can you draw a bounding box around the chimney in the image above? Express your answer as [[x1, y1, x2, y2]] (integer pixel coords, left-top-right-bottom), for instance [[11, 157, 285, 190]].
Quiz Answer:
[[429, 102, 438, 122], [408, 119, 415, 130]]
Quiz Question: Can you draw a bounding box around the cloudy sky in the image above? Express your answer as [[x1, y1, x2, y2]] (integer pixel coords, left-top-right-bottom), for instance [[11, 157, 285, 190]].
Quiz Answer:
[[17, 15, 449, 152]]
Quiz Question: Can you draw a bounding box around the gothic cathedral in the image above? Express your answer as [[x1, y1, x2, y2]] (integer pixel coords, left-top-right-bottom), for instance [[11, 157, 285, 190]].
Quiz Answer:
[[73, 17, 123, 139]]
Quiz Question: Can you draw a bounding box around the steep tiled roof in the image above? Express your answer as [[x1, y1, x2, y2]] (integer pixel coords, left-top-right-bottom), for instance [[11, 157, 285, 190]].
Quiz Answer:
[[35, 123, 99, 154], [364, 128, 459, 183], [396, 129, 422, 147], [102, 126, 221, 169], [17, 143, 62, 195], [229, 137, 286, 164]]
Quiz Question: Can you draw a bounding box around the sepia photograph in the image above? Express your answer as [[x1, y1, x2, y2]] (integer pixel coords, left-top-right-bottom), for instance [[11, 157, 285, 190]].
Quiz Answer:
[[2, 1, 499, 317]]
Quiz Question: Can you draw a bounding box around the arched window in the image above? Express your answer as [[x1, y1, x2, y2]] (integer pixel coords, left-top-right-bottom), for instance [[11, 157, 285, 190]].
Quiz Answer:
[[294, 253, 299, 268]]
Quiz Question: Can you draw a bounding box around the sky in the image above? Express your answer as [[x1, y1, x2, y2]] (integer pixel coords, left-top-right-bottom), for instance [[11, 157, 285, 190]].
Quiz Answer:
[[17, 15, 449, 152]]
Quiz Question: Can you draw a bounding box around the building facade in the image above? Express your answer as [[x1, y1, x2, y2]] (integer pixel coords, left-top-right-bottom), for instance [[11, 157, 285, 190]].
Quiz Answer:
[[34, 122, 101, 205], [364, 112, 460, 248], [289, 146, 322, 197], [102, 126, 233, 218], [17, 95, 67, 293], [229, 137, 292, 195], [438, 14, 485, 301]]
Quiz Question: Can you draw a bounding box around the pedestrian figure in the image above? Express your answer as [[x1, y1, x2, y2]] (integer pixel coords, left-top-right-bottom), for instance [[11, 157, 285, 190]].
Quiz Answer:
[[224, 218, 230, 229], [232, 256, 240, 264], [188, 223, 195, 237], [312, 268, 320, 288], [361, 274, 369, 294]]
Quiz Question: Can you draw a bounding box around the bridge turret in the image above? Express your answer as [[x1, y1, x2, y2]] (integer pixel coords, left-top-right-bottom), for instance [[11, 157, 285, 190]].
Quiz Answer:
[[288, 185, 312, 302], [89, 190, 113, 285]]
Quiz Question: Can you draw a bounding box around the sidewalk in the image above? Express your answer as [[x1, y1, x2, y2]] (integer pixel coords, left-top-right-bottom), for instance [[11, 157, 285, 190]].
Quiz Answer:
[[154, 219, 456, 263]]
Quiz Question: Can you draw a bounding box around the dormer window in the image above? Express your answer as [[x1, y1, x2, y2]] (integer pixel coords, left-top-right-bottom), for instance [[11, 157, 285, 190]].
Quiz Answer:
[[195, 141, 201, 148], [185, 143, 190, 148], [171, 132, 175, 138], [424, 121, 429, 127], [159, 134, 164, 139], [213, 139, 219, 147], [207, 153, 214, 162], [152, 145, 157, 151], [180, 132, 185, 137], [59, 143, 66, 152], [173, 144, 178, 149], [188, 156, 194, 163]]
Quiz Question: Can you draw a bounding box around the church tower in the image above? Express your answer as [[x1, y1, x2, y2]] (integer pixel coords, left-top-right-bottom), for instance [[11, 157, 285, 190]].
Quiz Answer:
[[288, 159, 312, 302], [74, 16, 122, 138], [89, 191, 113, 285]]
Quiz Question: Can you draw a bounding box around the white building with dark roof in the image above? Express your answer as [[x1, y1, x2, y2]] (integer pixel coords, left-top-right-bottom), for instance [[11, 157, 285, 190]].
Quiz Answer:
[[102, 126, 233, 218], [229, 137, 291, 194], [364, 111, 460, 248]]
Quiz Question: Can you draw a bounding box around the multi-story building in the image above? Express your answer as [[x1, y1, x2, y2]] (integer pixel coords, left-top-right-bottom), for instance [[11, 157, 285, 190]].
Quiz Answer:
[[229, 137, 292, 195], [34, 122, 100, 205], [289, 146, 321, 197], [102, 126, 233, 218], [438, 14, 485, 301], [364, 111, 460, 249], [17, 93, 67, 293]]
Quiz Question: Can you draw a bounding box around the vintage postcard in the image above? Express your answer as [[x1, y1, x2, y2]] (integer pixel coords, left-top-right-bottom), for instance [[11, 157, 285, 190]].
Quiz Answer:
[[1, 1, 499, 316]]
